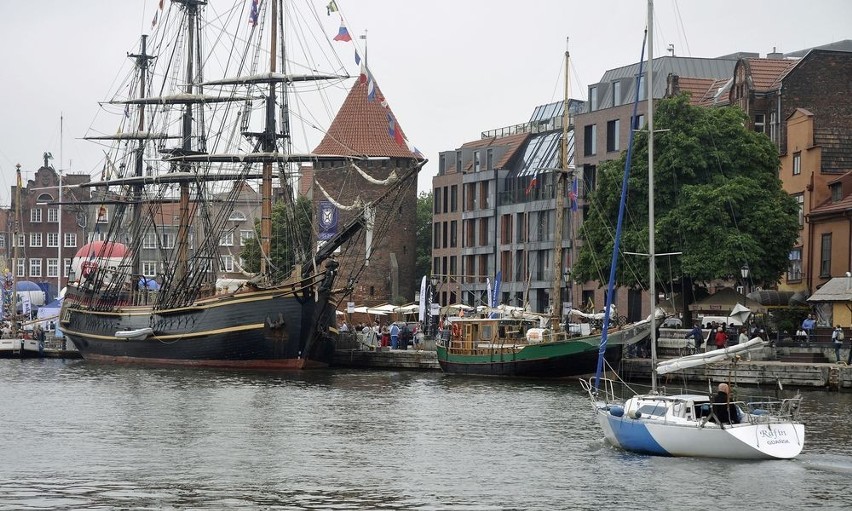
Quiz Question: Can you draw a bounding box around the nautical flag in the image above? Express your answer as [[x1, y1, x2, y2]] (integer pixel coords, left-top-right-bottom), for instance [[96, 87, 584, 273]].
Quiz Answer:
[[326, 0, 338, 16], [333, 22, 352, 42], [387, 113, 405, 146], [367, 76, 376, 101], [249, 0, 259, 26], [159, 0, 164, 9], [151, 10, 158, 29], [525, 176, 538, 195], [354, 49, 361, 66], [569, 176, 578, 211]]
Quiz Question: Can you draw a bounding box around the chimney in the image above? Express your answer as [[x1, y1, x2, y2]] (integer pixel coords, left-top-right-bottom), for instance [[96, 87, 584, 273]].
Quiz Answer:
[[767, 46, 784, 59]]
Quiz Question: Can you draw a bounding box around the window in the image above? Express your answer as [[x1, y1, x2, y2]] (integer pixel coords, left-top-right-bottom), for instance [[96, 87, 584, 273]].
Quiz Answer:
[[637, 75, 645, 100], [142, 261, 158, 277], [439, 154, 446, 173], [29, 258, 42, 277], [442, 221, 448, 248], [583, 125, 597, 156], [793, 152, 801, 175], [820, 233, 832, 277], [612, 81, 622, 107], [451, 185, 458, 212], [239, 230, 254, 245], [456, 151, 462, 173], [754, 113, 765, 134], [220, 255, 234, 272], [450, 220, 458, 248], [48, 208, 59, 223], [31, 208, 42, 223], [434, 187, 441, 214], [16, 234, 25, 248], [632, 114, 645, 131], [787, 248, 802, 282], [63, 258, 71, 277], [30, 233, 43, 247], [143, 233, 157, 249], [606, 119, 621, 152], [830, 183, 842, 202], [589, 86, 598, 111], [433, 223, 440, 249], [47, 258, 59, 278], [47, 232, 59, 248], [228, 211, 246, 222], [474, 151, 481, 172], [97, 206, 109, 223], [64, 233, 77, 248], [17, 259, 25, 278], [0, 234, 4, 249], [486, 149, 494, 171], [162, 233, 175, 249], [220, 232, 234, 246], [794, 194, 804, 228]]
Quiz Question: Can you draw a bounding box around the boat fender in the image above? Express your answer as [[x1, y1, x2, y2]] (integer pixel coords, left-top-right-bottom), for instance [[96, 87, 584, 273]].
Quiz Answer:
[[631, 410, 642, 419], [609, 405, 624, 417], [751, 409, 767, 416]]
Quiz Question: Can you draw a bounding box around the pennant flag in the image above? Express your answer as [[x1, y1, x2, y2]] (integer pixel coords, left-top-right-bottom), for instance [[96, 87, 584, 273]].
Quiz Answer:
[[249, 0, 259, 26], [333, 22, 352, 42], [326, 0, 338, 16], [387, 113, 405, 146], [151, 10, 158, 29], [159, 0, 164, 9], [525, 176, 538, 195], [569, 177, 578, 211], [367, 76, 376, 101], [354, 49, 361, 66]]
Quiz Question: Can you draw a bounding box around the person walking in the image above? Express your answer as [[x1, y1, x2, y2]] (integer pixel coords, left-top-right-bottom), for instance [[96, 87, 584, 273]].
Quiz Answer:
[[832, 325, 845, 363], [738, 327, 751, 361], [390, 322, 400, 350], [685, 323, 703, 353], [801, 314, 816, 346], [714, 326, 728, 350]]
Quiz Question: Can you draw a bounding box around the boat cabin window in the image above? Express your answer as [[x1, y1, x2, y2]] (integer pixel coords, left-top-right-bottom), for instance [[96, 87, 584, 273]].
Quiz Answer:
[[636, 403, 668, 417], [479, 324, 493, 341]]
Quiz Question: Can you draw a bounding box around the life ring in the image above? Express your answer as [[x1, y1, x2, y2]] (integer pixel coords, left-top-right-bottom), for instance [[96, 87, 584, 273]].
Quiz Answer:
[[451, 323, 461, 338]]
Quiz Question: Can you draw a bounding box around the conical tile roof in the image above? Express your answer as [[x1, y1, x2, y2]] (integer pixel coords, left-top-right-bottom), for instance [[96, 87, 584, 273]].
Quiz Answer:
[[313, 79, 418, 158]]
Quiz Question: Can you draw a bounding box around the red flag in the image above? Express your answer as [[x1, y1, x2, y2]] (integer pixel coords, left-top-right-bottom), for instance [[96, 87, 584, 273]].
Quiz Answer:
[[525, 177, 538, 195]]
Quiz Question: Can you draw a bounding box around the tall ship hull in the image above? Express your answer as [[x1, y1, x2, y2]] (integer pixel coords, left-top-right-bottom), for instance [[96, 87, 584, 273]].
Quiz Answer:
[[62, 281, 335, 369]]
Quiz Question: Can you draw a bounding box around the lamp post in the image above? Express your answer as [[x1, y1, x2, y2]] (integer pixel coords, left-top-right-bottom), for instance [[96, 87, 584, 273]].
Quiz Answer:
[[740, 263, 750, 296], [562, 268, 570, 321]]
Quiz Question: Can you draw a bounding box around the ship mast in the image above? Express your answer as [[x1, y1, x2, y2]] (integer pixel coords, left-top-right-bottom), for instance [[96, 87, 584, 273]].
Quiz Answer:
[[127, 34, 154, 297], [12, 164, 22, 338], [259, 0, 279, 277], [551, 39, 570, 332]]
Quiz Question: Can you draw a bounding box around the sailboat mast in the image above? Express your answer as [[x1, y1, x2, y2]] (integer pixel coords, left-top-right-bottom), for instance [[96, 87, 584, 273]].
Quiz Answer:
[[551, 39, 570, 332], [647, 0, 658, 393], [259, 0, 278, 276], [12, 164, 22, 337]]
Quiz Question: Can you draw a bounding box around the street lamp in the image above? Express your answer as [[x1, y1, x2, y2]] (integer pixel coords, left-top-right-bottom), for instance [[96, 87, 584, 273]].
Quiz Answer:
[[741, 263, 750, 296], [562, 268, 570, 316]]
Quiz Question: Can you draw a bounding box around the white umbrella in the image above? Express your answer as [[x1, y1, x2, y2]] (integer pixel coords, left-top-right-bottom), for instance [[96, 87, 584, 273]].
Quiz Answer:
[[729, 303, 752, 324]]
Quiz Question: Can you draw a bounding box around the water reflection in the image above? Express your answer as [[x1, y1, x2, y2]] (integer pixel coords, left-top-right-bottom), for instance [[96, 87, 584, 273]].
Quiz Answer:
[[1, 359, 851, 510]]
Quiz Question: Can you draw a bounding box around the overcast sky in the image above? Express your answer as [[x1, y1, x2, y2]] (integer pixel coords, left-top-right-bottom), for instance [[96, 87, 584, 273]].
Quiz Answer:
[[0, 0, 849, 206]]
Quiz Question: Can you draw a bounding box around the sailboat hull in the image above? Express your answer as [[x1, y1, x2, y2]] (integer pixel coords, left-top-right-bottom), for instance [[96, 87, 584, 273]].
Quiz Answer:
[[61, 285, 336, 369], [595, 407, 805, 459], [436, 321, 652, 378]]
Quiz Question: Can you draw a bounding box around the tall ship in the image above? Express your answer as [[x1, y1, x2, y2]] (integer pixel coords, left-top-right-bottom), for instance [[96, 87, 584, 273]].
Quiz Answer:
[[59, 0, 423, 368]]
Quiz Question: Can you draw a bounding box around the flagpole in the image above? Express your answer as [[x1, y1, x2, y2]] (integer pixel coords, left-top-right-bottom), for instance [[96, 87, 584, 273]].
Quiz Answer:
[[360, 31, 367, 67]]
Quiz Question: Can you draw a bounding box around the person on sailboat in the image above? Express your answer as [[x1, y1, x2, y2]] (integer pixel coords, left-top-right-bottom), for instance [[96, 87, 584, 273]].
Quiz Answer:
[[712, 383, 740, 426]]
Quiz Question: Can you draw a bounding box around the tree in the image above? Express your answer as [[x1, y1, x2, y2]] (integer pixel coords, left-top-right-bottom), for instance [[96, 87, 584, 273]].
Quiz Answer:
[[415, 191, 433, 281], [574, 94, 799, 312], [240, 195, 313, 281]]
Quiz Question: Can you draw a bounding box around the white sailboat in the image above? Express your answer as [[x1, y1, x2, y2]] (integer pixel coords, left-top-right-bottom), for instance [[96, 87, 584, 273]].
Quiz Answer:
[[580, 0, 805, 460]]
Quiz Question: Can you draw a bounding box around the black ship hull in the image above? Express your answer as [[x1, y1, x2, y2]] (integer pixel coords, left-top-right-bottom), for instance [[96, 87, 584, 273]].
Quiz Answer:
[[61, 284, 336, 369]]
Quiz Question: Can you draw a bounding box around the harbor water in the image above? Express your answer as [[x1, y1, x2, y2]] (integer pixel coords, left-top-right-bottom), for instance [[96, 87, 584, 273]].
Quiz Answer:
[[2, 359, 851, 510]]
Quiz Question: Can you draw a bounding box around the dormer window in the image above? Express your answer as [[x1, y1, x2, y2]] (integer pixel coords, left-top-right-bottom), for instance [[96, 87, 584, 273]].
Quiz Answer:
[[830, 183, 842, 202]]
